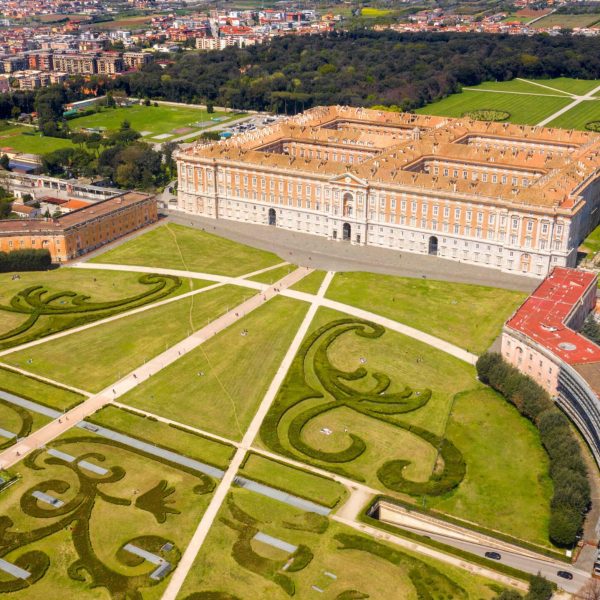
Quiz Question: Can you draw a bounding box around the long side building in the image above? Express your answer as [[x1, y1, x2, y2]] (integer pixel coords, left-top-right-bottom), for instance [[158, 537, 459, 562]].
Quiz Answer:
[[502, 267, 600, 465], [0, 192, 157, 262], [175, 105, 600, 277]]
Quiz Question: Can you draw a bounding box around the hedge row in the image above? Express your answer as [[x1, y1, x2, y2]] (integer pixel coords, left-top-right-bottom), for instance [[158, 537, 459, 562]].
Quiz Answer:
[[477, 352, 590, 547], [0, 249, 51, 273], [0, 398, 32, 450], [134, 480, 181, 524]]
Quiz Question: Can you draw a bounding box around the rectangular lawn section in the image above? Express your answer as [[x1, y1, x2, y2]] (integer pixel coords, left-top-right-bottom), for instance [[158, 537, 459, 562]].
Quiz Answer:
[[288, 270, 327, 295], [119, 296, 309, 440], [0, 267, 196, 350], [0, 398, 51, 448], [257, 306, 552, 546], [525, 77, 600, 96], [0, 366, 84, 410], [90, 223, 282, 276], [0, 126, 74, 154], [4, 284, 251, 393], [178, 487, 503, 599], [0, 431, 216, 599], [582, 223, 600, 257], [247, 264, 295, 285], [240, 453, 347, 508], [325, 271, 525, 354], [547, 100, 600, 131], [416, 89, 571, 125], [531, 13, 600, 28], [471, 79, 571, 96], [69, 104, 234, 138], [89, 405, 235, 469]]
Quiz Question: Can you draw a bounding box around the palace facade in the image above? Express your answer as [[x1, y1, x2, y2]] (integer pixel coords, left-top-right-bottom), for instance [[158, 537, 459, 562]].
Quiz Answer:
[[175, 105, 600, 277]]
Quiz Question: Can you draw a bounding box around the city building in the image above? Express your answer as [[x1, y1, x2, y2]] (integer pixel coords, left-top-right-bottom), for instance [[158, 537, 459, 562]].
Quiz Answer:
[[123, 51, 153, 70], [96, 53, 124, 75], [53, 52, 96, 74], [0, 191, 157, 262], [502, 267, 600, 465], [175, 105, 600, 278]]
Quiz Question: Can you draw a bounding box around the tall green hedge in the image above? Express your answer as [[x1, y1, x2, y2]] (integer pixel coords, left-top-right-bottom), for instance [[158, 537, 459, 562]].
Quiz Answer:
[[476, 352, 590, 547], [0, 249, 51, 272]]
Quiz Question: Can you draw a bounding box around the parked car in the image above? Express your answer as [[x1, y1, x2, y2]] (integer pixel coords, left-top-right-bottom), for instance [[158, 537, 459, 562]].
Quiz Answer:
[[484, 551, 501, 560], [557, 571, 573, 580]]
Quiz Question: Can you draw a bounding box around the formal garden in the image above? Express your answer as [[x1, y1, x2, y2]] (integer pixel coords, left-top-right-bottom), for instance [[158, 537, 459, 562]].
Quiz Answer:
[[177, 487, 505, 599], [258, 307, 554, 547], [0, 423, 221, 598]]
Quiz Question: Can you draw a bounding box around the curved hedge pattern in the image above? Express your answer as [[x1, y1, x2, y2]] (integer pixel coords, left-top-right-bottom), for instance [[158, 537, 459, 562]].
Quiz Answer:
[[259, 318, 466, 497], [464, 109, 510, 121], [0, 273, 182, 349]]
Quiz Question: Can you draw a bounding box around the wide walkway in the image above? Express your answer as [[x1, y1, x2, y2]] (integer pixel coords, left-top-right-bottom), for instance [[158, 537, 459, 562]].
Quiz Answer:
[[162, 271, 334, 600], [0, 267, 312, 470]]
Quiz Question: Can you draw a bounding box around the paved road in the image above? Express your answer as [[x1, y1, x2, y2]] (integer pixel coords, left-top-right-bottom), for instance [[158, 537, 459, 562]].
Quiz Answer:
[[168, 210, 537, 292]]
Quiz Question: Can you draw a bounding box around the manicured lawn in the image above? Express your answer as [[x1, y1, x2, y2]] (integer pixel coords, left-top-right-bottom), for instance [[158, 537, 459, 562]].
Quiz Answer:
[[289, 270, 327, 295], [91, 223, 283, 276], [473, 78, 571, 96], [240, 453, 348, 508], [0, 431, 216, 599], [248, 263, 295, 284], [582, 223, 600, 257], [0, 366, 84, 411], [120, 296, 308, 440], [4, 284, 250, 393], [428, 388, 553, 547], [70, 105, 236, 139], [417, 88, 571, 125], [528, 77, 600, 96], [89, 405, 235, 469], [178, 487, 503, 599], [0, 267, 194, 350], [258, 306, 552, 545], [0, 397, 51, 448], [547, 99, 600, 130], [326, 271, 525, 354], [0, 125, 73, 154]]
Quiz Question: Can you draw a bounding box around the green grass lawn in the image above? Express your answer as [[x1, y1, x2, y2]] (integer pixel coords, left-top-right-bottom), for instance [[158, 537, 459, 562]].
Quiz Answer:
[[119, 296, 308, 440], [473, 78, 571, 96], [0, 430, 215, 599], [0, 397, 51, 448], [326, 271, 525, 355], [582, 223, 600, 257], [289, 270, 327, 295], [89, 405, 235, 469], [528, 77, 600, 96], [531, 13, 600, 29], [548, 99, 600, 130], [0, 366, 84, 410], [69, 105, 237, 139], [247, 263, 295, 284], [91, 223, 283, 276], [178, 487, 503, 599], [417, 87, 571, 125], [4, 284, 250, 393], [240, 453, 348, 508], [0, 126, 73, 154], [258, 306, 552, 545]]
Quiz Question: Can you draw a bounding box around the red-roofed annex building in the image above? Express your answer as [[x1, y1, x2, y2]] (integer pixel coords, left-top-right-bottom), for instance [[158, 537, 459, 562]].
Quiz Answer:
[[502, 267, 600, 464]]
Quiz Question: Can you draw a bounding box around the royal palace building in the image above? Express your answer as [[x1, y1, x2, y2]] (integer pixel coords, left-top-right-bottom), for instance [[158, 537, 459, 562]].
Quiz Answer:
[[175, 105, 600, 277]]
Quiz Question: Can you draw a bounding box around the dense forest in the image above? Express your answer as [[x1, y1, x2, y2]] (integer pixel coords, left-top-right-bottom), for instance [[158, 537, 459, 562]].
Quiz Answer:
[[116, 31, 600, 113]]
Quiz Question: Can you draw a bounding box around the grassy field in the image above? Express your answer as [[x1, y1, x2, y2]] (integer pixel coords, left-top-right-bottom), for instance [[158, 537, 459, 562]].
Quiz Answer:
[[119, 296, 308, 440], [258, 306, 552, 544], [289, 270, 327, 295], [240, 453, 348, 508], [582, 224, 600, 257], [0, 125, 73, 154], [70, 105, 236, 140], [0, 429, 216, 599], [326, 271, 525, 354], [178, 487, 504, 599], [248, 263, 295, 284], [532, 13, 600, 29], [91, 223, 282, 276], [0, 366, 84, 410], [89, 405, 235, 469], [0, 397, 51, 448], [548, 100, 600, 130], [416, 87, 571, 125], [417, 77, 600, 129], [4, 284, 249, 393]]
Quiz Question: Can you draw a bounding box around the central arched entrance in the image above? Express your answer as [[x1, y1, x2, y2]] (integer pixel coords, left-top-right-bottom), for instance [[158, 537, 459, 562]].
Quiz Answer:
[[428, 235, 438, 256], [342, 222, 351, 241], [268, 208, 276, 226]]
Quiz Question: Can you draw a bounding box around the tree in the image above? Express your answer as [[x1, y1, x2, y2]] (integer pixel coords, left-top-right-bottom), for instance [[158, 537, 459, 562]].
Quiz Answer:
[[207, 101, 214, 113], [494, 591, 522, 600], [581, 314, 600, 345], [524, 574, 553, 600], [10, 105, 20, 120], [0, 154, 10, 171]]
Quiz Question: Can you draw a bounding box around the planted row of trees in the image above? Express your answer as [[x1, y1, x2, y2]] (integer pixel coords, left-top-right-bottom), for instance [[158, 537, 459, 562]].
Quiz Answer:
[[0, 249, 51, 272], [476, 352, 590, 547]]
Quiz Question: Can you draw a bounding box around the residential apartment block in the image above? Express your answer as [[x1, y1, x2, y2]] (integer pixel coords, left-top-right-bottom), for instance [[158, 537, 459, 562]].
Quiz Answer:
[[175, 105, 600, 278]]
